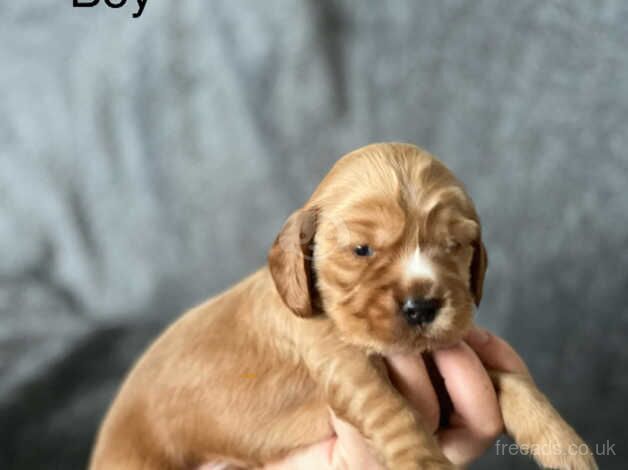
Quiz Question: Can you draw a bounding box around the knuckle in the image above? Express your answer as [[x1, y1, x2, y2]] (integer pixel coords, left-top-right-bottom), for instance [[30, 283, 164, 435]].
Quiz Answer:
[[426, 407, 440, 433], [415, 406, 439, 433], [479, 415, 504, 439]]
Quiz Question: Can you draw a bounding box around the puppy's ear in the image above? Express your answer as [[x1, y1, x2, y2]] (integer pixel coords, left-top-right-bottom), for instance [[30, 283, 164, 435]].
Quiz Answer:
[[470, 238, 488, 306], [268, 208, 318, 317]]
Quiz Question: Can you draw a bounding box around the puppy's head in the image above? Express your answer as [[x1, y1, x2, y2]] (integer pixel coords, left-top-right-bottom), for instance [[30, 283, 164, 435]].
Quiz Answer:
[[269, 143, 487, 353]]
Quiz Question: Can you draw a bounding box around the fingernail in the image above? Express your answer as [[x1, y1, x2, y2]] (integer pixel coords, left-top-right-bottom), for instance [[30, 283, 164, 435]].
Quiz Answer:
[[467, 326, 490, 345]]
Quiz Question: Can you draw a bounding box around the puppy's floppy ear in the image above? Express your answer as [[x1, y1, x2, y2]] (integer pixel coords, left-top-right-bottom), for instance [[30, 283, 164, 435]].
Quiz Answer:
[[268, 207, 318, 317], [470, 237, 488, 306]]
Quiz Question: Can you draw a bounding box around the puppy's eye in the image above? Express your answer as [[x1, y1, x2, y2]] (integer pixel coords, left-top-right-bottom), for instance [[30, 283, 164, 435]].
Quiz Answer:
[[444, 240, 462, 253], [353, 245, 374, 257]]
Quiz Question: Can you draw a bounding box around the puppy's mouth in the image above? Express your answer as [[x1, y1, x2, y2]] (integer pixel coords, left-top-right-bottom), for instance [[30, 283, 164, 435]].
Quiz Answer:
[[420, 329, 466, 352], [404, 303, 474, 352]]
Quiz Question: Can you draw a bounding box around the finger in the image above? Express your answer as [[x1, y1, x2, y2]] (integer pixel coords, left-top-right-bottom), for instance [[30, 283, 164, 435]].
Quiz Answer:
[[434, 342, 502, 437], [385, 353, 440, 433], [465, 327, 529, 375], [262, 439, 336, 470], [330, 412, 384, 470], [437, 427, 489, 465], [264, 411, 384, 470], [433, 342, 503, 465]]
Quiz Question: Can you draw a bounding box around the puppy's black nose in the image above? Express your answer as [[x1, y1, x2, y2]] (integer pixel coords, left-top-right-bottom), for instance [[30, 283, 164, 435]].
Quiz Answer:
[[401, 297, 441, 326]]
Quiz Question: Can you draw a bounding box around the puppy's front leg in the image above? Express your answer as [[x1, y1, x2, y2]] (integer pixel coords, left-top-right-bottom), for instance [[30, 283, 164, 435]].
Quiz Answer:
[[490, 371, 598, 470], [305, 344, 454, 470]]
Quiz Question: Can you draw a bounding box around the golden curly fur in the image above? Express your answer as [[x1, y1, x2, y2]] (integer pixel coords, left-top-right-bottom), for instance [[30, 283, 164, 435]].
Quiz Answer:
[[90, 143, 596, 470]]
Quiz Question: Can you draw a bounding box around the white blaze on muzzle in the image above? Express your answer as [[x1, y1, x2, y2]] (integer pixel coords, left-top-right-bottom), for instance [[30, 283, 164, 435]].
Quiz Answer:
[[404, 247, 436, 281]]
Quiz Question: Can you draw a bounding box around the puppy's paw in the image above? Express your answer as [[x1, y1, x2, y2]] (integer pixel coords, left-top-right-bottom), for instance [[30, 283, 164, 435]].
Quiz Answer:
[[386, 453, 456, 470], [527, 424, 598, 470], [420, 462, 457, 470], [535, 451, 597, 470], [413, 457, 457, 470], [492, 371, 597, 470]]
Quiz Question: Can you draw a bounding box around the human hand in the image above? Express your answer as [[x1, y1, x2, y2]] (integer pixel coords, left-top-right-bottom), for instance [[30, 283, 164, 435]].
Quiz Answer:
[[264, 327, 529, 469], [432, 327, 529, 464]]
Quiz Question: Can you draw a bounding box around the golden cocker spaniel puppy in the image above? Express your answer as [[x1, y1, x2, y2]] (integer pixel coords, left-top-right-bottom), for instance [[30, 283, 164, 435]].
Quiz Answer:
[[90, 143, 596, 470]]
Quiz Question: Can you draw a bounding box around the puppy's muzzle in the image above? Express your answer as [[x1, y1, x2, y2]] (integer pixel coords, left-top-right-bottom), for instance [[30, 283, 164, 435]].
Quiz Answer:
[[401, 297, 441, 326]]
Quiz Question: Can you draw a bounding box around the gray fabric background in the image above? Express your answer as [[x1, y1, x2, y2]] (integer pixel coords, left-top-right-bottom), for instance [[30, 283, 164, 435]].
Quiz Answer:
[[1, 1, 627, 468]]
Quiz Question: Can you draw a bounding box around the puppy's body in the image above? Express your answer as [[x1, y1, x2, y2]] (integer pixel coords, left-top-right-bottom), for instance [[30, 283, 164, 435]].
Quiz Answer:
[[91, 143, 596, 470], [91, 271, 332, 469]]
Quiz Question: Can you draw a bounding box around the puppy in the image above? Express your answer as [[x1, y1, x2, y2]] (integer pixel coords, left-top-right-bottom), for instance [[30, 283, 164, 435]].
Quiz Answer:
[[90, 143, 596, 469]]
